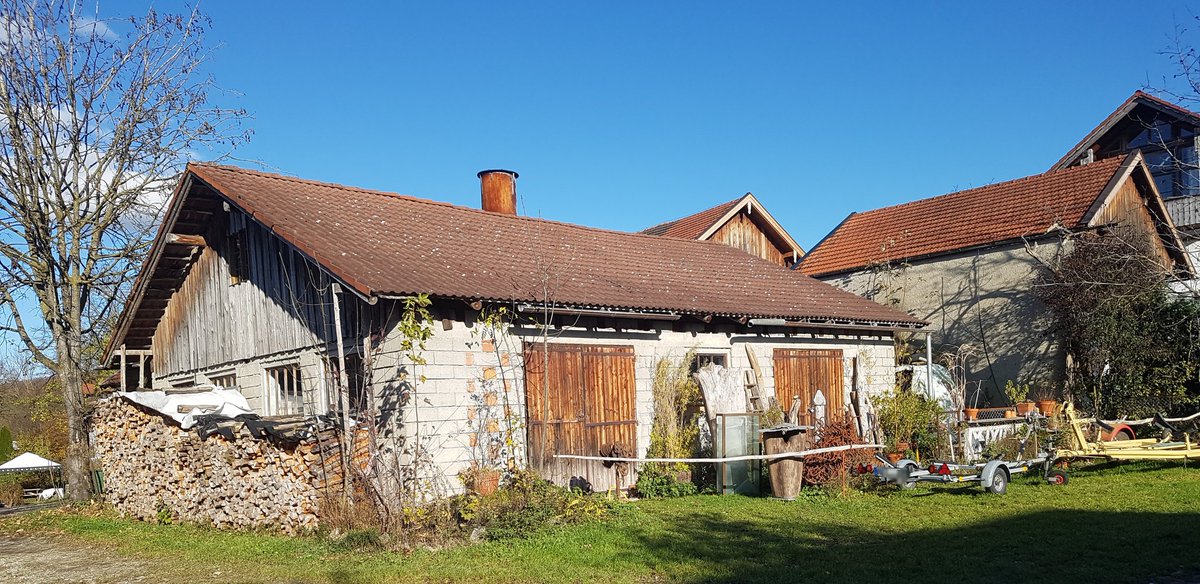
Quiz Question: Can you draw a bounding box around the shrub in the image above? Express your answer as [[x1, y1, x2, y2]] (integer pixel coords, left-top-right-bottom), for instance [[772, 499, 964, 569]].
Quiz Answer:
[[874, 387, 945, 457], [633, 463, 698, 498], [455, 469, 614, 541], [803, 417, 873, 488], [1036, 229, 1200, 417]]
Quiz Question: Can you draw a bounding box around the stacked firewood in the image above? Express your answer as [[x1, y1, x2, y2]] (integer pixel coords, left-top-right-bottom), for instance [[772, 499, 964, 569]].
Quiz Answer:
[[92, 396, 369, 535]]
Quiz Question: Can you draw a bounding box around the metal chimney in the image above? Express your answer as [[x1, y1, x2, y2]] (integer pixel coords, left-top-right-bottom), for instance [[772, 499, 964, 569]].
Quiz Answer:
[[478, 169, 518, 215]]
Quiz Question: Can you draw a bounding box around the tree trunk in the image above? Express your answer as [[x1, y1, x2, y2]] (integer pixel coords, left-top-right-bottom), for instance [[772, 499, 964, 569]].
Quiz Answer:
[[56, 360, 93, 501]]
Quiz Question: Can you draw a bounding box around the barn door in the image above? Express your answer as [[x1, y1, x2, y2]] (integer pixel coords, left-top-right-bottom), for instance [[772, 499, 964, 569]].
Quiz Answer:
[[772, 349, 844, 425], [525, 343, 636, 491]]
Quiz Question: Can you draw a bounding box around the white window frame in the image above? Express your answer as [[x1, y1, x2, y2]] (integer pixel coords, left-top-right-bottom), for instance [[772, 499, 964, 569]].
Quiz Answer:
[[264, 362, 303, 416]]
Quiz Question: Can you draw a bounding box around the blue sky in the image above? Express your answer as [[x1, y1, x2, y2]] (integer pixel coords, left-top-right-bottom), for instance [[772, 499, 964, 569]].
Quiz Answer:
[[103, 0, 1200, 250]]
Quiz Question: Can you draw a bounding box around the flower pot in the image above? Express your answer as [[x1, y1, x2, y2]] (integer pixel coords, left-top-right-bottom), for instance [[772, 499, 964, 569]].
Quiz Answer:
[[886, 452, 903, 464], [1016, 401, 1037, 416], [471, 470, 501, 496], [964, 408, 980, 421], [1036, 400, 1057, 417], [1003, 408, 1017, 419]]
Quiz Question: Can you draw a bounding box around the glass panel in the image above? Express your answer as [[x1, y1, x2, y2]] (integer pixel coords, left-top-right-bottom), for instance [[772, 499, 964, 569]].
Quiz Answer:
[[269, 364, 303, 416], [717, 413, 761, 495], [1154, 172, 1175, 198]]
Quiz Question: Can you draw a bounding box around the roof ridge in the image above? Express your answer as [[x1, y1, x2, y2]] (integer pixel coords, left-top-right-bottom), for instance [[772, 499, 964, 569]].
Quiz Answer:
[[850, 156, 1123, 220], [187, 162, 738, 247]]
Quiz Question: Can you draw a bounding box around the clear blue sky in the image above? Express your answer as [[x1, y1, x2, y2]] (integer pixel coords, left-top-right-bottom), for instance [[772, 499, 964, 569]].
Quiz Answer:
[[105, 0, 1200, 250]]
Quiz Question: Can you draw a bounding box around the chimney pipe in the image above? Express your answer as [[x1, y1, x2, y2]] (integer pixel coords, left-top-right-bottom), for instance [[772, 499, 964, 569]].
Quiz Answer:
[[478, 169, 518, 215]]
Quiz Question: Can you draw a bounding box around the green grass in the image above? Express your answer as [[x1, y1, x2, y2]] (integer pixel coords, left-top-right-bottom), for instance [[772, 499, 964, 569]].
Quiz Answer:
[[5, 461, 1200, 583]]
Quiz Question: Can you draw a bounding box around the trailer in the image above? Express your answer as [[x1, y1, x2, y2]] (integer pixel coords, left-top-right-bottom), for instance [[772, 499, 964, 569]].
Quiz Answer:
[[870, 454, 1054, 494], [1045, 403, 1200, 484], [868, 417, 1058, 494]]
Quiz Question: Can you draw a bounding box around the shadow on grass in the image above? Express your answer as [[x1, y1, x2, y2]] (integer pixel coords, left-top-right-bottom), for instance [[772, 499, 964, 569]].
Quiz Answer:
[[629, 508, 1200, 584]]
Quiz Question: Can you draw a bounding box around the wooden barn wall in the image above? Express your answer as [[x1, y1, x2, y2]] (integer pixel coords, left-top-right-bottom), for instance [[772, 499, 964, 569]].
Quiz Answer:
[[151, 209, 340, 376], [709, 212, 788, 265], [1094, 175, 1172, 267]]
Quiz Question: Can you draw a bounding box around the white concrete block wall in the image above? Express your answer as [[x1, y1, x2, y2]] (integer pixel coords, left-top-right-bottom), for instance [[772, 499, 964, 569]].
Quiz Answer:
[[367, 319, 897, 494]]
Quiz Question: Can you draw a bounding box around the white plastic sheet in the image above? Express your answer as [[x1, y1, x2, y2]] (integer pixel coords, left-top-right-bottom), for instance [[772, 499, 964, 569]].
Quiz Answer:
[[118, 387, 255, 429]]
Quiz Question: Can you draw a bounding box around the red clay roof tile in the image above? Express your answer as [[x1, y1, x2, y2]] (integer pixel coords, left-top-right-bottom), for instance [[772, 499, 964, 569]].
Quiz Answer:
[[798, 156, 1126, 277], [640, 196, 745, 239], [185, 164, 923, 326]]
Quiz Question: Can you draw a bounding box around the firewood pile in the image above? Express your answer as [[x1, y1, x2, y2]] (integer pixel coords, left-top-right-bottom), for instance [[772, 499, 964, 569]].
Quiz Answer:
[[92, 395, 369, 535]]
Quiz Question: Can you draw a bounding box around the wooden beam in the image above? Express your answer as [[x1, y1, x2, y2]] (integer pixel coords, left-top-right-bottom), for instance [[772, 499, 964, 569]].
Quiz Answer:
[[166, 233, 207, 247], [119, 345, 127, 391]]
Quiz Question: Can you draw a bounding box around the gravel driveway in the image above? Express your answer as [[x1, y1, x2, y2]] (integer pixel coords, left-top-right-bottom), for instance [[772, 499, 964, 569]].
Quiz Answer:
[[0, 536, 166, 584]]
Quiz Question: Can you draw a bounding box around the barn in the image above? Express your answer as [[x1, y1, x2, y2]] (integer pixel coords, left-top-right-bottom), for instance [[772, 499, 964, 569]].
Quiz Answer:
[[102, 164, 924, 495]]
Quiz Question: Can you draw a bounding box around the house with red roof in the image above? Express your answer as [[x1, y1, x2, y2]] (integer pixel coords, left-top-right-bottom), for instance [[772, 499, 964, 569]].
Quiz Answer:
[[102, 165, 922, 495], [1054, 90, 1200, 289], [641, 193, 804, 267], [799, 152, 1188, 400]]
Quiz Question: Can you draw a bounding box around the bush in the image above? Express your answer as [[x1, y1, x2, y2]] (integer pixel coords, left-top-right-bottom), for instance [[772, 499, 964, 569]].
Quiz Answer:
[[874, 387, 945, 457], [804, 417, 873, 488], [633, 463, 698, 498], [455, 469, 614, 541]]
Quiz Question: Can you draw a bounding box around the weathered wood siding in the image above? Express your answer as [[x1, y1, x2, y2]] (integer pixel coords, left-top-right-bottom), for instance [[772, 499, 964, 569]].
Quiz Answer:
[[524, 343, 637, 492], [710, 212, 790, 266], [772, 348, 845, 425], [151, 210, 337, 376], [1093, 174, 1173, 267]]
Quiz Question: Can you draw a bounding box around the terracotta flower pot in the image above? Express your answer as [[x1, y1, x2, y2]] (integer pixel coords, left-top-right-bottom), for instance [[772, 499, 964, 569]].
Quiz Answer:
[[1016, 401, 1037, 415], [964, 408, 980, 421], [1036, 400, 1057, 416], [1003, 408, 1017, 419], [886, 452, 903, 464], [472, 470, 501, 496]]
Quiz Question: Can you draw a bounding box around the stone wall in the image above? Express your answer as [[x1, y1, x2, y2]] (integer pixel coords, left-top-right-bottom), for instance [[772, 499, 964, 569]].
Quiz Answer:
[[92, 396, 365, 534], [820, 240, 1066, 400]]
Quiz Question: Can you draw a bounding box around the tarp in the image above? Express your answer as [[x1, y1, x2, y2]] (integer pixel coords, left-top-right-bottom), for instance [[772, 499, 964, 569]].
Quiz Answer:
[[0, 452, 61, 473], [118, 387, 255, 429]]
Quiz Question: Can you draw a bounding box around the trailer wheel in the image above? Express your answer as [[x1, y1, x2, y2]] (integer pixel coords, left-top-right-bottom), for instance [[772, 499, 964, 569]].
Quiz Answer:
[[1046, 470, 1068, 486], [985, 468, 1009, 495]]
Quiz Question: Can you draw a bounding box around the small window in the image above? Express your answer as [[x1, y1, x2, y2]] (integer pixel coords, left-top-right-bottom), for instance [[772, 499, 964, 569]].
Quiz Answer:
[[210, 373, 237, 388], [693, 353, 728, 372], [227, 229, 249, 285], [267, 364, 303, 416]]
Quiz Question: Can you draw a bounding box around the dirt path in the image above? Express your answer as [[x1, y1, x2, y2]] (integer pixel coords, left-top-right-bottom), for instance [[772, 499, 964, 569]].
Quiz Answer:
[[0, 536, 167, 584]]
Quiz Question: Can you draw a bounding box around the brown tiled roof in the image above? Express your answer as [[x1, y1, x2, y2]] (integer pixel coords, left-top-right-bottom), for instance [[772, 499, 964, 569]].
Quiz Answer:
[[1054, 90, 1200, 170], [184, 164, 922, 326], [798, 156, 1127, 277], [640, 196, 744, 238]]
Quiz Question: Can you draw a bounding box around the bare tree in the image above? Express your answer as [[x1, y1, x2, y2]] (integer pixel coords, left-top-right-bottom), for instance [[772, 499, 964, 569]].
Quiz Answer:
[[0, 1, 246, 500]]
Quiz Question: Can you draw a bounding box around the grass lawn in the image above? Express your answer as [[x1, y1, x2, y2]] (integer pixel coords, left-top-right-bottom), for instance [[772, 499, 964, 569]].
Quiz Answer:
[[4, 461, 1200, 583]]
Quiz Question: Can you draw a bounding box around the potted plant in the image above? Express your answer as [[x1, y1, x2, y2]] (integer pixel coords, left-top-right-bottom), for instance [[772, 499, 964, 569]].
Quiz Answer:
[[875, 387, 940, 462], [1004, 380, 1035, 416], [1030, 385, 1058, 417], [964, 407, 980, 421], [460, 465, 502, 495]]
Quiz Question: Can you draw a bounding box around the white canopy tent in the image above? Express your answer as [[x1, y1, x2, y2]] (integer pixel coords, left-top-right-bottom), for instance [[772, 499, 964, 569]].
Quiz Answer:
[[0, 452, 61, 473], [0, 452, 64, 501]]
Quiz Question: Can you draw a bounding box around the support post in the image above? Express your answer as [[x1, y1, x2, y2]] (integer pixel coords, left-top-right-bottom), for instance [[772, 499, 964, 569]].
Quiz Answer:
[[925, 331, 934, 399], [331, 283, 353, 505], [137, 354, 145, 390], [119, 345, 127, 391]]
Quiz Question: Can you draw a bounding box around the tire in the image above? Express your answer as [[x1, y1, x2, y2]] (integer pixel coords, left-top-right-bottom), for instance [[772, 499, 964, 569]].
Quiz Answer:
[[985, 468, 1009, 495], [1046, 469, 1068, 486], [1114, 429, 1133, 441]]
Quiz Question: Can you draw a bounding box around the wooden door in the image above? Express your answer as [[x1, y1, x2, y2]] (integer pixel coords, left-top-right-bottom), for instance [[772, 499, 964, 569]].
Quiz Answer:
[[772, 349, 844, 425], [525, 343, 636, 491]]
